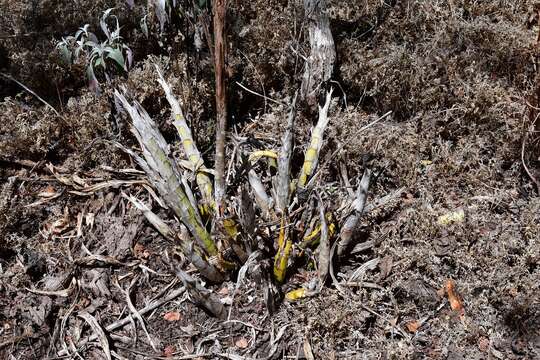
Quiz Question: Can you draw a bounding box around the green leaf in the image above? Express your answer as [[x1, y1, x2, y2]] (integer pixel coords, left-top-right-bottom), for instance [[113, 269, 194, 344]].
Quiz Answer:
[[94, 57, 104, 69], [74, 45, 83, 59], [57, 43, 72, 64], [100, 8, 115, 40], [75, 24, 90, 40], [106, 47, 126, 71]]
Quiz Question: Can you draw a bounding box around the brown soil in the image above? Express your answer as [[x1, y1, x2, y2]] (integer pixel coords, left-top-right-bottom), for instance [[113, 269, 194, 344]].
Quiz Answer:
[[1, 0, 539, 359]]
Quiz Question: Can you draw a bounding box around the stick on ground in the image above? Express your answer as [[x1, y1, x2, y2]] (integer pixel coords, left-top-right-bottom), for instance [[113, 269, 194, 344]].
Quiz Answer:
[[57, 286, 186, 356]]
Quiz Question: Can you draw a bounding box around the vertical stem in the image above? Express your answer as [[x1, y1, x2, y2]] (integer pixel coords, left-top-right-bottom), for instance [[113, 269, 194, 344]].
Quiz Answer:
[[213, 0, 227, 216], [300, 0, 335, 106], [276, 93, 297, 214]]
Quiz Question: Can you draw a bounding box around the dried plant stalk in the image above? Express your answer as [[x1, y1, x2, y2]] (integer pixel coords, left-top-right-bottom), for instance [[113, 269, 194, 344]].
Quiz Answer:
[[298, 89, 333, 189], [179, 226, 225, 282], [239, 185, 256, 253], [122, 193, 175, 239], [155, 65, 214, 211], [300, 213, 336, 249], [123, 193, 224, 281], [213, 0, 228, 215], [115, 90, 217, 256], [175, 269, 227, 319], [78, 312, 112, 360], [276, 93, 298, 214], [300, 0, 336, 105], [317, 197, 330, 284], [337, 169, 372, 257], [249, 150, 278, 163], [248, 169, 272, 216], [273, 217, 292, 283]]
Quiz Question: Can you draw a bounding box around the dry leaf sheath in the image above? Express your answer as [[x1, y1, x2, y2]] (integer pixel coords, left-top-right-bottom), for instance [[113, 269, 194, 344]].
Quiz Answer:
[[114, 90, 217, 256]]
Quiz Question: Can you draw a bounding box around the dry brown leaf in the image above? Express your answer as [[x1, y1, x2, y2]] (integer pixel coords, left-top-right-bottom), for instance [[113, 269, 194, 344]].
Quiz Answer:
[[478, 337, 489, 352], [445, 279, 465, 315], [402, 192, 415, 205], [235, 337, 249, 349], [379, 255, 393, 280], [37, 185, 57, 198], [163, 345, 175, 357], [134, 243, 151, 259], [50, 218, 69, 234], [163, 311, 182, 321], [42, 207, 71, 237], [405, 320, 421, 333]]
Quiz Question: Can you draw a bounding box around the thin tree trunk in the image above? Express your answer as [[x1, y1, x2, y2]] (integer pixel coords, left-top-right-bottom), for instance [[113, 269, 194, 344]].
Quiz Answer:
[[301, 0, 336, 106], [213, 0, 227, 216]]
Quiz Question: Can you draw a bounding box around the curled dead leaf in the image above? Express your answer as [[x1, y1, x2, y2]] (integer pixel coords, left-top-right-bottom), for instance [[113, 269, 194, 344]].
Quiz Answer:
[[37, 185, 57, 198], [405, 320, 421, 333], [134, 243, 151, 259], [50, 218, 69, 234], [163, 345, 175, 357], [235, 337, 249, 349], [445, 279, 464, 315], [378, 255, 393, 280], [163, 311, 182, 321], [42, 207, 71, 237]]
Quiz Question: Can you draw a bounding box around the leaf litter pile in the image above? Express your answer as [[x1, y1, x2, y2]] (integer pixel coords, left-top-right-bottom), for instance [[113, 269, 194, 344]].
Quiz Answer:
[[1, 0, 540, 359]]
